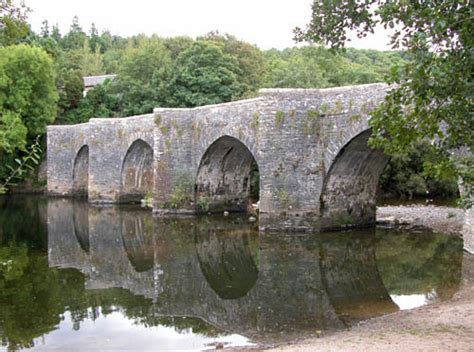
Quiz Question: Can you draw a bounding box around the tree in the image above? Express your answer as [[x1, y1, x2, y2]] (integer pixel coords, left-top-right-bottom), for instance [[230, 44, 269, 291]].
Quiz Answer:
[[169, 40, 241, 107], [113, 36, 172, 115], [296, 1, 473, 199], [201, 32, 266, 98], [0, 44, 58, 139], [0, 0, 30, 45], [61, 16, 87, 50]]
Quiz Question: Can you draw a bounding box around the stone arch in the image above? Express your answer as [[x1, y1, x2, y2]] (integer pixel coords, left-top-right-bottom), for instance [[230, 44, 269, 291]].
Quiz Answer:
[[73, 145, 89, 196], [121, 139, 154, 202], [195, 135, 259, 213], [320, 129, 389, 229]]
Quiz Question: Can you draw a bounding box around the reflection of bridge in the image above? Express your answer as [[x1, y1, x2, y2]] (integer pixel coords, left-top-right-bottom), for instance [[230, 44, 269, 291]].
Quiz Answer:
[[47, 84, 392, 232], [47, 199, 399, 342]]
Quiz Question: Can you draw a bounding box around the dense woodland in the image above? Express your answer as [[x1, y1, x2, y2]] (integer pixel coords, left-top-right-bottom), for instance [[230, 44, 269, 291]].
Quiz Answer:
[[0, 11, 458, 198]]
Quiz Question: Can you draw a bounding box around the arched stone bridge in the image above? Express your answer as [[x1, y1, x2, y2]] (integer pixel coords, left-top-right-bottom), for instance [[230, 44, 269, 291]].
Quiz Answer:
[[47, 83, 390, 232]]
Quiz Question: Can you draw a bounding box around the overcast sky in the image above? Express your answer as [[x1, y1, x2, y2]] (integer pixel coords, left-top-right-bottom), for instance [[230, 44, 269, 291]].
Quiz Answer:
[[27, 0, 392, 50]]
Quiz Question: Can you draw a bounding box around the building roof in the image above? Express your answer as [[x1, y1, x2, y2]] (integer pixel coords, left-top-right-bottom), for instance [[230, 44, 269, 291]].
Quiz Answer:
[[83, 74, 117, 87]]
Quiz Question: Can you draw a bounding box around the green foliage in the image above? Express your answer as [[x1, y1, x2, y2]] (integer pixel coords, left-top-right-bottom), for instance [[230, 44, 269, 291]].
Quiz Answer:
[[0, 44, 58, 136], [201, 31, 266, 98], [113, 36, 172, 115], [0, 136, 42, 194], [0, 110, 27, 153], [56, 68, 84, 116], [380, 142, 458, 199], [61, 16, 88, 50], [170, 173, 193, 208], [0, 242, 28, 281], [168, 40, 241, 107], [376, 230, 463, 295], [262, 46, 404, 88], [297, 0, 473, 201], [0, 0, 30, 46], [196, 197, 210, 212]]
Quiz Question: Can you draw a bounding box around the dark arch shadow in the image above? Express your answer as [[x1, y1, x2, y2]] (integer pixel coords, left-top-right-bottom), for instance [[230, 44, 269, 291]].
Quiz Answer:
[[195, 136, 259, 213], [195, 225, 259, 300], [73, 145, 89, 197], [320, 129, 389, 230], [72, 200, 90, 253], [120, 139, 154, 203], [121, 212, 154, 273]]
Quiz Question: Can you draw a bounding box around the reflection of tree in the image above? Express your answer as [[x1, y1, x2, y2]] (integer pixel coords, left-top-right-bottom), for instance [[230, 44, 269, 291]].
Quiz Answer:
[[0, 243, 28, 281], [375, 230, 463, 297], [0, 196, 47, 250]]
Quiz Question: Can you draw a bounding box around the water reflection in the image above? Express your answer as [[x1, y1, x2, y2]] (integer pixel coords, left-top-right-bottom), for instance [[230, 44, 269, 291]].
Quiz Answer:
[[0, 196, 464, 351], [195, 221, 259, 299]]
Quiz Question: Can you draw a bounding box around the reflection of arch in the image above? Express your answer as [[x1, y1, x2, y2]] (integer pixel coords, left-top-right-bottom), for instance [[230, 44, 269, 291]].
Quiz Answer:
[[121, 139, 153, 202], [320, 130, 389, 228], [319, 230, 398, 324], [195, 136, 259, 213], [73, 145, 89, 196], [195, 229, 258, 299], [122, 213, 154, 272], [73, 201, 89, 253]]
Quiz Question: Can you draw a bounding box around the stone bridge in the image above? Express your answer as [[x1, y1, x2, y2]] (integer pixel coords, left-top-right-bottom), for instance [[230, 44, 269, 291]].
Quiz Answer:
[[47, 83, 390, 232]]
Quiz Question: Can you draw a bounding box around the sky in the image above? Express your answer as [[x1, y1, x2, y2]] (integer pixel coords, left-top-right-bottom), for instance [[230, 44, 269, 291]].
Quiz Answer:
[[26, 0, 393, 51]]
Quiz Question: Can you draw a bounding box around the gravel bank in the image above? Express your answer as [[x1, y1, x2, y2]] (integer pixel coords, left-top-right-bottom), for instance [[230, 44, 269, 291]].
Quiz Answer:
[[376, 205, 466, 236]]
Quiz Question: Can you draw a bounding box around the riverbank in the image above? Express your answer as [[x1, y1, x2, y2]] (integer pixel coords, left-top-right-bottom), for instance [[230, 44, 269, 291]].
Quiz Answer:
[[251, 205, 474, 352]]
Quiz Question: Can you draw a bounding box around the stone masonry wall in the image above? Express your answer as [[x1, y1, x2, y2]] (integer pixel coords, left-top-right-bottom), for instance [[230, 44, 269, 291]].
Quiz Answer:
[[47, 83, 392, 231]]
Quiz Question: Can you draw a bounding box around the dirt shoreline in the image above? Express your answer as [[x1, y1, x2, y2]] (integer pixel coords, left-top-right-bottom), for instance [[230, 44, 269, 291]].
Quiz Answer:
[[245, 205, 474, 352]]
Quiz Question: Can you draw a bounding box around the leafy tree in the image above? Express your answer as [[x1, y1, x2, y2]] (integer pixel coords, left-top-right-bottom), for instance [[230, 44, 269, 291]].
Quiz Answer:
[[201, 32, 266, 98], [56, 67, 84, 116], [0, 111, 27, 153], [0, 0, 30, 45], [169, 40, 241, 107], [113, 36, 172, 115], [295, 0, 473, 200], [61, 16, 88, 50], [163, 35, 194, 61], [0, 44, 58, 138], [379, 141, 458, 199], [51, 24, 61, 43]]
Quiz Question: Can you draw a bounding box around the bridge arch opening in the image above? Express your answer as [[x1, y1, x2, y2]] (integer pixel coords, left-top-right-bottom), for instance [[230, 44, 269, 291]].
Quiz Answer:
[[120, 139, 154, 203], [320, 129, 389, 229], [73, 145, 89, 196], [195, 136, 259, 214]]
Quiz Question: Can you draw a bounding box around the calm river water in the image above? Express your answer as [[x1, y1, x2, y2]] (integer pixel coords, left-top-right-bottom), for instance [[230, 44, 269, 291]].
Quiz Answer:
[[0, 196, 464, 351]]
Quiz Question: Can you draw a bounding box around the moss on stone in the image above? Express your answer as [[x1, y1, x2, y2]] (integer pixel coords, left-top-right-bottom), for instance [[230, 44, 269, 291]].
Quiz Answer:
[[154, 114, 162, 126], [251, 112, 259, 130], [160, 125, 170, 135], [274, 111, 284, 126]]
